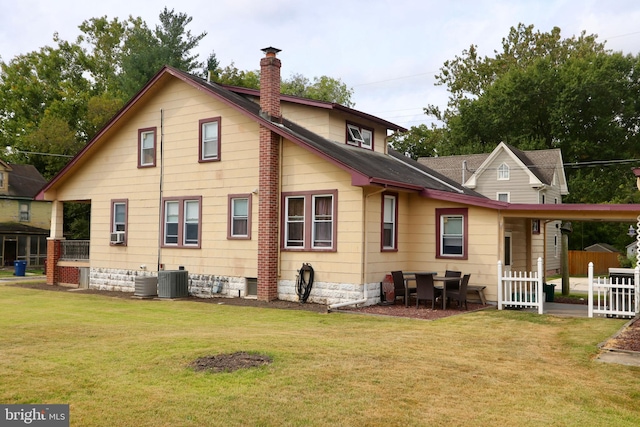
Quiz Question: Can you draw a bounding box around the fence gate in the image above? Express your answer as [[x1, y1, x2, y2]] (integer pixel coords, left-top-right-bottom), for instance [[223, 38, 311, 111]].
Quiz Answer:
[[498, 257, 544, 315], [588, 263, 639, 318]]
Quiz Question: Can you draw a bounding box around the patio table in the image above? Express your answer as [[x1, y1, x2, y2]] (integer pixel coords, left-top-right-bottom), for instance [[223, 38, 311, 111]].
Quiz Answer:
[[433, 276, 462, 309]]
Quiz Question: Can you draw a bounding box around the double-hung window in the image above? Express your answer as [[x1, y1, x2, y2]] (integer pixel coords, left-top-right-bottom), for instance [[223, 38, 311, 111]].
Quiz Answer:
[[138, 127, 156, 167], [346, 122, 373, 149], [436, 208, 468, 259], [228, 195, 251, 239], [199, 117, 221, 162], [111, 199, 128, 245], [19, 202, 30, 222], [283, 190, 337, 251], [163, 197, 202, 247], [382, 193, 398, 251]]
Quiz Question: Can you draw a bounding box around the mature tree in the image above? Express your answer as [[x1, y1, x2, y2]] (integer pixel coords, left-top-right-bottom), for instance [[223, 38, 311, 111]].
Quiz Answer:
[[118, 8, 207, 99], [396, 24, 640, 207], [212, 68, 355, 106]]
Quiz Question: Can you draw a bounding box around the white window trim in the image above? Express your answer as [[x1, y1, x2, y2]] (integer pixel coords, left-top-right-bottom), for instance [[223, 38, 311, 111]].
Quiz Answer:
[[497, 192, 510, 202], [284, 196, 305, 249], [229, 196, 251, 239], [497, 163, 510, 180], [162, 197, 201, 248], [283, 191, 337, 251], [347, 124, 364, 146]]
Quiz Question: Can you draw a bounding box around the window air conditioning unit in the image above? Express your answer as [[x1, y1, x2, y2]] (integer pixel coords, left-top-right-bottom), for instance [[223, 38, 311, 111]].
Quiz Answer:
[[110, 231, 125, 244]]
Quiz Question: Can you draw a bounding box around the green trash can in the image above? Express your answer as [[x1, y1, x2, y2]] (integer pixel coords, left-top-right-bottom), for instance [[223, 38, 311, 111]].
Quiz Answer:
[[544, 283, 555, 302], [14, 260, 27, 276]]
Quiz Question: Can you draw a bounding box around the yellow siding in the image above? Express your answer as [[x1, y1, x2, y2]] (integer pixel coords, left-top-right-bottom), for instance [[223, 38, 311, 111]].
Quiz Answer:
[[54, 79, 260, 275], [280, 140, 364, 285], [0, 200, 51, 230]]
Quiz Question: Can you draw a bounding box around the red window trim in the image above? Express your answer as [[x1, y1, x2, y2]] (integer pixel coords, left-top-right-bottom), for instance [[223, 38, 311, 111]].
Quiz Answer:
[[435, 207, 468, 260], [227, 194, 252, 240], [137, 127, 157, 168], [281, 190, 338, 252], [198, 117, 222, 163], [161, 196, 202, 249], [110, 199, 128, 246], [380, 192, 398, 252]]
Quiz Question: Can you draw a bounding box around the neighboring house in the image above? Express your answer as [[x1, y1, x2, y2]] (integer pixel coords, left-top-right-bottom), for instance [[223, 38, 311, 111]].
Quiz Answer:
[[585, 243, 621, 253], [0, 160, 50, 267], [36, 48, 640, 305], [419, 143, 568, 275]]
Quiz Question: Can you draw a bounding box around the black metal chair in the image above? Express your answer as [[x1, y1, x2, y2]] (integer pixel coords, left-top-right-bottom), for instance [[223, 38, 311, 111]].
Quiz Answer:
[[444, 270, 462, 291], [415, 273, 442, 309], [446, 274, 470, 310], [390, 271, 406, 305]]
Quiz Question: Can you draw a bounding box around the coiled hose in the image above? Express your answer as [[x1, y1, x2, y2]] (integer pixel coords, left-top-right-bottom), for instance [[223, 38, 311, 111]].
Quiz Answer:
[[296, 263, 314, 303]]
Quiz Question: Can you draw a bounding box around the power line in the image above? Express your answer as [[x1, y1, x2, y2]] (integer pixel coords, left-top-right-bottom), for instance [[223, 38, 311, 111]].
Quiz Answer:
[[14, 149, 73, 158]]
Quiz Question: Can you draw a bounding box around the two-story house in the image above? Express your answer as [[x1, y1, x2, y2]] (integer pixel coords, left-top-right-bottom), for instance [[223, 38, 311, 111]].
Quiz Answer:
[[37, 48, 640, 306], [419, 143, 568, 275], [0, 160, 50, 267]]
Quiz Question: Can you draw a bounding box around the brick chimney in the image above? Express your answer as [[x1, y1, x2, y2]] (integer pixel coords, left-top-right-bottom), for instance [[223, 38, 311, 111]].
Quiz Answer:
[[257, 47, 281, 301]]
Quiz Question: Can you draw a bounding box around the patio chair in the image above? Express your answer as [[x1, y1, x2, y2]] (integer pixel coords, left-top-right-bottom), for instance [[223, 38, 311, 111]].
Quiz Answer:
[[444, 270, 462, 291], [446, 274, 470, 310], [415, 273, 442, 309], [391, 271, 415, 306]]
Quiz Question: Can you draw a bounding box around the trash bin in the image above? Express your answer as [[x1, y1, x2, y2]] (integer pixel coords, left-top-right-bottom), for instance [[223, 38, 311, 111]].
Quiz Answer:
[[544, 283, 555, 302], [14, 260, 27, 277]]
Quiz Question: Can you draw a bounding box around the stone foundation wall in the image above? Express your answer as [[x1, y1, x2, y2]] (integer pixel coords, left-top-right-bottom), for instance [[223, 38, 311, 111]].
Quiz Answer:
[[89, 267, 380, 306]]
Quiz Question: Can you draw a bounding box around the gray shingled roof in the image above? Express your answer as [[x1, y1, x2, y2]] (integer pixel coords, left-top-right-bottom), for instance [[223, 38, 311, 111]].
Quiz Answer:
[[3, 164, 47, 198], [174, 68, 483, 197], [419, 144, 561, 186]]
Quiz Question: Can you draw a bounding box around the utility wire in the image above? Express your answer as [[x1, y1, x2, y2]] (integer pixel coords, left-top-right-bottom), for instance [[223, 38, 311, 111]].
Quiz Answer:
[[14, 149, 73, 158]]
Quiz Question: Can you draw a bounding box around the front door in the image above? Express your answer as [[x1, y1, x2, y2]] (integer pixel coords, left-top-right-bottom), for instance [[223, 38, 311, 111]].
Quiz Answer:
[[504, 232, 512, 272]]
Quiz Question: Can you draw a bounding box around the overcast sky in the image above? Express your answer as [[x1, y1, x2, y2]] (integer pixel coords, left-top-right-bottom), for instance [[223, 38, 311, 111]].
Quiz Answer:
[[1, 0, 639, 129]]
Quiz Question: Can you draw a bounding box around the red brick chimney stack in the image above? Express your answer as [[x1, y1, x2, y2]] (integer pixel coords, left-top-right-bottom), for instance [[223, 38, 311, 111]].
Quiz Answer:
[[257, 47, 281, 301], [259, 47, 281, 120]]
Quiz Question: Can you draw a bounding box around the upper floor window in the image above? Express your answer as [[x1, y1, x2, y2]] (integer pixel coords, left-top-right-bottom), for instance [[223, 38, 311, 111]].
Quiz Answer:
[[497, 192, 510, 202], [436, 208, 468, 260], [0, 172, 5, 189], [228, 194, 251, 239], [162, 196, 202, 248], [199, 117, 221, 162], [111, 199, 128, 245], [382, 193, 398, 251], [497, 163, 509, 180], [282, 190, 337, 251], [19, 202, 30, 222], [138, 127, 156, 168], [346, 122, 373, 150]]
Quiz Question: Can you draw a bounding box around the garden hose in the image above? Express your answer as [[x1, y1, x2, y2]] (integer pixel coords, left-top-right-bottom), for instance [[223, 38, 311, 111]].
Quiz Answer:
[[296, 263, 314, 303]]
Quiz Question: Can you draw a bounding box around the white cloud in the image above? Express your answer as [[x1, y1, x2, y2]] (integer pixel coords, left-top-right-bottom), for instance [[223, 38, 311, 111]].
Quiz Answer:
[[1, 0, 638, 129]]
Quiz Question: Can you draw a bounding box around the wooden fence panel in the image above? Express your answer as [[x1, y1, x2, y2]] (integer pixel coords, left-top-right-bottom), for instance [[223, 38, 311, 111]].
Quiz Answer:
[[568, 251, 621, 276]]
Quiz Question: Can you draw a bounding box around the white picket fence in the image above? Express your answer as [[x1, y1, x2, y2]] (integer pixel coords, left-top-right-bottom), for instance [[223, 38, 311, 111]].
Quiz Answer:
[[588, 263, 639, 318], [498, 257, 544, 315]]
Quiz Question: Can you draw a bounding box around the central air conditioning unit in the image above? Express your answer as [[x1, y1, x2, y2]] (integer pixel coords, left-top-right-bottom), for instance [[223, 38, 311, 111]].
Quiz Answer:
[[110, 231, 125, 244], [134, 276, 158, 297], [157, 270, 189, 298]]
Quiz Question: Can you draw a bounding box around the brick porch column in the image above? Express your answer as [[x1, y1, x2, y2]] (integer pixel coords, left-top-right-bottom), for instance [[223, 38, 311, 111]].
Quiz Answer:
[[46, 200, 65, 286], [46, 239, 62, 285]]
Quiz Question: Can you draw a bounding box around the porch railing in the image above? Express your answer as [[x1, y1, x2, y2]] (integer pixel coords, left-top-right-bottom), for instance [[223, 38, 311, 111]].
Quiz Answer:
[[588, 263, 639, 318], [497, 257, 544, 315], [60, 240, 90, 261]]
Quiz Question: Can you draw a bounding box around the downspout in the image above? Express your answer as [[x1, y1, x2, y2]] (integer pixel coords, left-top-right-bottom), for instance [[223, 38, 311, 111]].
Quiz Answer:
[[157, 109, 164, 271], [329, 186, 386, 310]]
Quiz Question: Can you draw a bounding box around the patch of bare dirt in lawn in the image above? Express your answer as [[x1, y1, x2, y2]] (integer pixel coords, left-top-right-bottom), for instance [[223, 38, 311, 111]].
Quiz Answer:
[[189, 352, 272, 373]]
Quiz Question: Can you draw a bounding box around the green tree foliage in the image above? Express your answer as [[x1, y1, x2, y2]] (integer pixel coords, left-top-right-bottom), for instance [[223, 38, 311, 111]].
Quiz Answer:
[[396, 23, 640, 206]]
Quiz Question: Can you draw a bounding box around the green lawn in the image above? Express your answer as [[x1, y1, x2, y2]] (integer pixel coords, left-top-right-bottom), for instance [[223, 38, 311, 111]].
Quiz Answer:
[[1, 284, 639, 427]]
